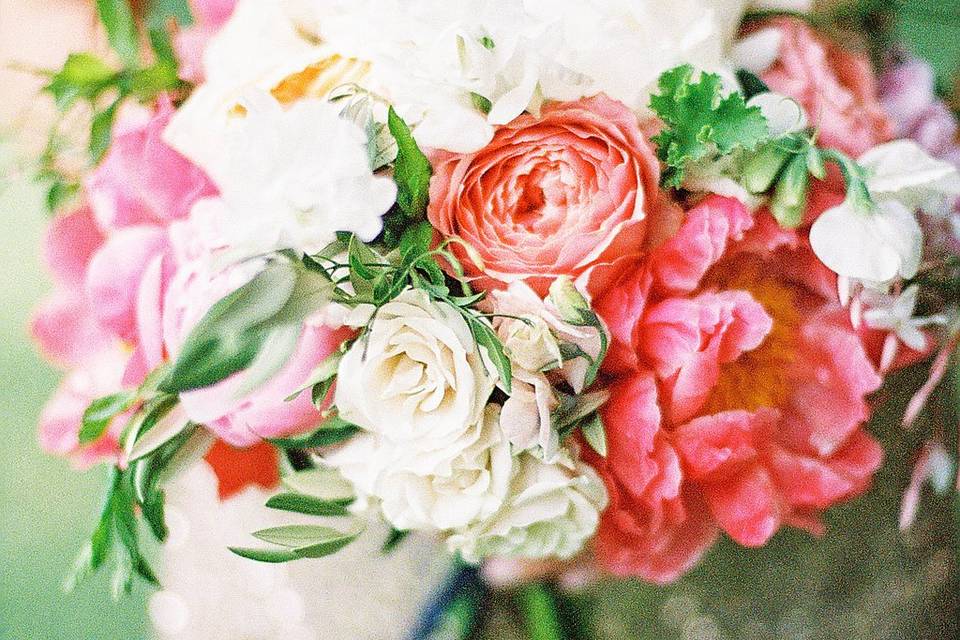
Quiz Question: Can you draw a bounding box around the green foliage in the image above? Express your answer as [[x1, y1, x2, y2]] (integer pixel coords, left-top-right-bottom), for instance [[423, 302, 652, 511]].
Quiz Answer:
[[95, 0, 140, 67], [269, 414, 361, 449], [79, 392, 136, 445], [651, 64, 770, 188], [161, 256, 332, 394], [387, 107, 433, 220], [381, 528, 410, 554]]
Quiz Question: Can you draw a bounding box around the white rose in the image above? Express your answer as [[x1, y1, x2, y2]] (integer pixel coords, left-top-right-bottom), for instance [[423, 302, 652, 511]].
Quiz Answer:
[[328, 405, 512, 531], [501, 314, 562, 374], [500, 370, 559, 460], [447, 451, 607, 563], [335, 289, 496, 462]]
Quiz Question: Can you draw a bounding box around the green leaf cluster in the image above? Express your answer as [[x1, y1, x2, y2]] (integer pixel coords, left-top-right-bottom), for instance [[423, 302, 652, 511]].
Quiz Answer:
[[230, 468, 363, 563], [650, 64, 770, 188]]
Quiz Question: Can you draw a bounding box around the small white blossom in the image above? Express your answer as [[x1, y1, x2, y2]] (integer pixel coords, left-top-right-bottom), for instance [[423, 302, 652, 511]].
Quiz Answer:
[[860, 140, 960, 214], [862, 285, 946, 370]]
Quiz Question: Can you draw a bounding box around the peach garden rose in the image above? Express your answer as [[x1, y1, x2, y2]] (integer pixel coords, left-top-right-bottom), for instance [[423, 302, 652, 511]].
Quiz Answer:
[[428, 94, 662, 297]]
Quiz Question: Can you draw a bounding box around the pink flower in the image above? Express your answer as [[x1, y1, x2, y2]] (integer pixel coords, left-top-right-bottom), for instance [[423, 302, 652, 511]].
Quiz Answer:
[[85, 97, 217, 229], [589, 195, 883, 581], [162, 256, 352, 447], [427, 94, 661, 297], [754, 18, 894, 156], [173, 0, 237, 83]]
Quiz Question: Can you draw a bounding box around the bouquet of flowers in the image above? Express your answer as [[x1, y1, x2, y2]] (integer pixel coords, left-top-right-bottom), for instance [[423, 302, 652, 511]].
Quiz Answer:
[[28, 0, 960, 634]]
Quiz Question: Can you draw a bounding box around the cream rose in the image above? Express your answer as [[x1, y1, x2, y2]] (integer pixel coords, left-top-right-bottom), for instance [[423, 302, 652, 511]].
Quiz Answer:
[[335, 289, 496, 459], [447, 451, 607, 563], [327, 405, 512, 531]]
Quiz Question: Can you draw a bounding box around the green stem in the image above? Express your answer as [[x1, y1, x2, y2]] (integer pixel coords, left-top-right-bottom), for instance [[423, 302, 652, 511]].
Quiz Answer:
[[821, 148, 874, 210], [518, 583, 566, 640]]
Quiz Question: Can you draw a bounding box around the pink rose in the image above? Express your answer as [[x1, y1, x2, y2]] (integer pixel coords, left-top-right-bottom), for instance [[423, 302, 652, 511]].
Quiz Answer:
[[589, 195, 883, 580], [428, 94, 661, 297], [754, 18, 894, 157]]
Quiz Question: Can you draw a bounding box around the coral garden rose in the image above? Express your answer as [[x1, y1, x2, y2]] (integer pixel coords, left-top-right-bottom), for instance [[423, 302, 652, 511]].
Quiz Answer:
[[428, 94, 660, 296], [589, 195, 884, 582], [752, 17, 894, 157]]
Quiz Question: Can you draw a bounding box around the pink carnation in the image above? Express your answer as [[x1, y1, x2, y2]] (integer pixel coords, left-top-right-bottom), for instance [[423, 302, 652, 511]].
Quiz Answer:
[[588, 195, 884, 582], [428, 94, 661, 297], [754, 17, 894, 157]]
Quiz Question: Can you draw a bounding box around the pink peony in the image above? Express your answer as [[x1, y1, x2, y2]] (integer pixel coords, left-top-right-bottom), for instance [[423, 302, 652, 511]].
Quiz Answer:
[[161, 255, 353, 447], [427, 94, 661, 297], [588, 195, 883, 582], [754, 17, 894, 157]]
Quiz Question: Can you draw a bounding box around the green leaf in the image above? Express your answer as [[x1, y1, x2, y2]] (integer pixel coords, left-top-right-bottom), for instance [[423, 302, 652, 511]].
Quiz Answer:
[[89, 99, 121, 163], [280, 467, 355, 502], [161, 257, 301, 393], [735, 69, 770, 99], [399, 221, 435, 264], [79, 392, 135, 445], [387, 106, 432, 220], [650, 64, 769, 188], [96, 0, 140, 67], [269, 415, 361, 449], [110, 554, 134, 601], [466, 314, 512, 393], [44, 52, 117, 110], [145, 0, 194, 65], [128, 62, 181, 100], [581, 413, 607, 457], [265, 493, 352, 517], [470, 92, 493, 115], [253, 524, 350, 548], [228, 546, 300, 563], [381, 528, 410, 554]]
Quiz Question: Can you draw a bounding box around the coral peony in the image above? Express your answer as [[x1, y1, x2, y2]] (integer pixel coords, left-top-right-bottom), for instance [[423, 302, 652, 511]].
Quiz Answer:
[[752, 17, 893, 157], [428, 94, 661, 297], [589, 195, 883, 582]]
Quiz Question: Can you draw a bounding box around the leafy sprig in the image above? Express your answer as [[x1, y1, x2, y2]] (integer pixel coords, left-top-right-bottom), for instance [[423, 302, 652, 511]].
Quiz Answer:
[[650, 64, 770, 188]]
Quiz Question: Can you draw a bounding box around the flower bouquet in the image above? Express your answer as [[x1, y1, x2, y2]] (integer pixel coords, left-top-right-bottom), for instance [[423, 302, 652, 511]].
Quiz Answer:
[[28, 0, 960, 637]]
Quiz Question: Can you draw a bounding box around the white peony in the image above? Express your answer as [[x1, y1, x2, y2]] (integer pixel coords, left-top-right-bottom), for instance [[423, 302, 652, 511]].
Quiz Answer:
[[334, 289, 497, 465], [327, 405, 512, 531], [187, 93, 396, 264], [290, 0, 727, 152], [447, 451, 607, 563]]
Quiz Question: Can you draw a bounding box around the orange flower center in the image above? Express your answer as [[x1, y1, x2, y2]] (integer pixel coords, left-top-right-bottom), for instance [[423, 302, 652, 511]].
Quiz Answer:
[[700, 255, 801, 415]]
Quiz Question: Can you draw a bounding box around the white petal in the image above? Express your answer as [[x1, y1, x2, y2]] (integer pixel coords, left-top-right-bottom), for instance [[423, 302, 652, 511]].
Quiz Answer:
[[731, 28, 784, 75], [809, 203, 902, 282], [861, 139, 960, 211], [748, 92, 807, 137]]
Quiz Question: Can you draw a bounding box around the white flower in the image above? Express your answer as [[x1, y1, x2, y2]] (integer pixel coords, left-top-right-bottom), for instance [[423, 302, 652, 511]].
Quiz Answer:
[[328, 405, 512, 531], [862, 285, 946, 370], [446, 451, 607, 563], [335, 289, 496, 461], [297, 0, 726, 152], [748, 92, 807, 137], [188, 93, 396, 263], [731, 27, 784, 75], [500, 370, 559, 459], [810, 196, 922, 284], [859, 140, 960, 213]]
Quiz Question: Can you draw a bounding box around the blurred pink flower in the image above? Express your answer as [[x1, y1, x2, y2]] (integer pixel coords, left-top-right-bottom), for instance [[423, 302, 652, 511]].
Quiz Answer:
[[587, 195, 883, 582], [174, 0, 237, 82]]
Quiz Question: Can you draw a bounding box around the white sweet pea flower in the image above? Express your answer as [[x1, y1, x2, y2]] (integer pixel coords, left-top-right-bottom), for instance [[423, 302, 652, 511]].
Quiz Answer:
[[859, 140, 960, 213], [335, 289, 496, 461], [810, 197, 922, 283], [188, 93, 396, 264], [447, 450, 607, 563], [327, 405, 512, 531], [862, 285, 946, 371], [748, 92, 808, 137]]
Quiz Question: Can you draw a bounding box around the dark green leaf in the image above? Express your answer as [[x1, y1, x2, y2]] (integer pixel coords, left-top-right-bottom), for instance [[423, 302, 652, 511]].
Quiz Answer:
[[145, 0, 194, 65], [269, 415, 360, 449], [381, 528, 410, 554], [470, 92, 492, 114], [400, 221, 435, 264], [581, 413, 607, 457], [96, 0, 140, 67], [387, 106, 432, 219], [265, 493, 352, 517], [141, 487, 168, 542], [735, 69, 770, 99], [79, 392, 135, 445]]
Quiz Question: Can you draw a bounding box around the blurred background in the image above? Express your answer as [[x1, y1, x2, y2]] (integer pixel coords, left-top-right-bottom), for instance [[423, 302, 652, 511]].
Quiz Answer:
[[0, 1, 958, 639]]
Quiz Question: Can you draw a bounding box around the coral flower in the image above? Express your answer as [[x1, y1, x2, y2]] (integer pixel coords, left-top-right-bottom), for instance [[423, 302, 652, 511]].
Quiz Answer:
[[589, 196, 884, 582]]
